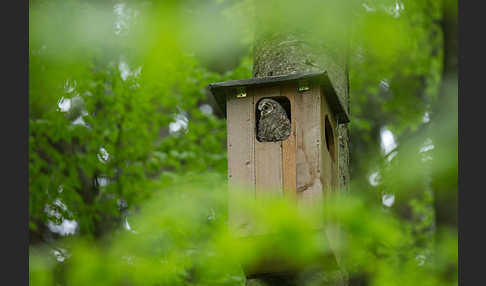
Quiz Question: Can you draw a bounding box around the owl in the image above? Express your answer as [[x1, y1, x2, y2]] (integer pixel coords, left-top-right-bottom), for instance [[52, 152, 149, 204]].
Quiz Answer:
[[257, 98, 291, 142]]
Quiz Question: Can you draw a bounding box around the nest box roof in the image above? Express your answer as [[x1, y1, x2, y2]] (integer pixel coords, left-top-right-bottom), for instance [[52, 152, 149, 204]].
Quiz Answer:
[[208, 71, 349, 123]]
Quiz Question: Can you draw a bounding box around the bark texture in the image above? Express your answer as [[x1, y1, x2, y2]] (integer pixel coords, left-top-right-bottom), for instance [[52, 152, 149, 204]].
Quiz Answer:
[[253, 32, 350, 192], [247, 1, 350, 285]]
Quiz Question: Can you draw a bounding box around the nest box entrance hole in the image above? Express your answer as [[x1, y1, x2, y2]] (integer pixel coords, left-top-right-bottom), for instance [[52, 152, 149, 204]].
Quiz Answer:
[[255, 96, 291, 142], [324, 115, 335, 161]]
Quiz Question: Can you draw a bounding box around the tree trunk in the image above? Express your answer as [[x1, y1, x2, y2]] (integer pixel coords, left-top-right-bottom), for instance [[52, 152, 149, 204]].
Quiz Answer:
[[431, 0, 457, 231], [247, 1, 350, 285], [252, 3, 350, 192]]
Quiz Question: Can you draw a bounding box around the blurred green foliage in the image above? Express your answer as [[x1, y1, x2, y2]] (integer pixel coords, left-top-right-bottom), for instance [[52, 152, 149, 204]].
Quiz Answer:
[[29, 0, 457, 285], [29, 173, 457, 285]]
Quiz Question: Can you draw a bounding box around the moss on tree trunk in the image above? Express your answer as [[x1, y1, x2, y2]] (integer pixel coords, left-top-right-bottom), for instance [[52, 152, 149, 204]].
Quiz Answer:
[[252, 29, 350, 193], [247, 2, 350, 285]]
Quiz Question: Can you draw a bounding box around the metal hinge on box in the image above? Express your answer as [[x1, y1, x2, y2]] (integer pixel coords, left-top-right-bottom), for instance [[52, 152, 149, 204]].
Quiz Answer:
[[298, 80, 310, 92], [236, 87, 247, 98]]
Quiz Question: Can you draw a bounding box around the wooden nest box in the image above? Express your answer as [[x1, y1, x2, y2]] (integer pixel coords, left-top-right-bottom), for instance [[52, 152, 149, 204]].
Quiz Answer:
[[209, 71, 349, 274]]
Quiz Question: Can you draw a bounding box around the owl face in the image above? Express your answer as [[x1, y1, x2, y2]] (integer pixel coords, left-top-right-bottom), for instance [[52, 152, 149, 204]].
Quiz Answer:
[[257, 99, 276, 117], [256, 98, 291, 142]]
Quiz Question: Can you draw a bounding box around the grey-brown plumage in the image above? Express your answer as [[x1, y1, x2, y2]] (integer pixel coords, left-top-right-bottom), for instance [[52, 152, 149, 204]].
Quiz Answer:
[[257, 98, 291, 142]]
